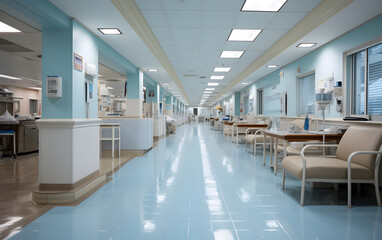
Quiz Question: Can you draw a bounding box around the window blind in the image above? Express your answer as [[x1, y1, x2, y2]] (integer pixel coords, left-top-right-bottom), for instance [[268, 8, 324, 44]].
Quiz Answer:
[[367, 44, 382, 115]]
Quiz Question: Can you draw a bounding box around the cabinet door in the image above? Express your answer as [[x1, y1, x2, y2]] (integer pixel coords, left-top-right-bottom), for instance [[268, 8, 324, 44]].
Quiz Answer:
[[24, 126, 39, 152]]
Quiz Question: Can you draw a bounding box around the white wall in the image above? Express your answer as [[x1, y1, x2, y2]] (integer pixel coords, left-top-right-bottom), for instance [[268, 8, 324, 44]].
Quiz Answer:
[[0, 85, 41, 116]]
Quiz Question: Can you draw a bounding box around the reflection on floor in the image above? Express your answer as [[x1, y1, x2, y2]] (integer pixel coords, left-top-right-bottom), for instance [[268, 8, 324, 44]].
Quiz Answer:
[[0, 149, 142, 239], [4, 123, 382, 240]]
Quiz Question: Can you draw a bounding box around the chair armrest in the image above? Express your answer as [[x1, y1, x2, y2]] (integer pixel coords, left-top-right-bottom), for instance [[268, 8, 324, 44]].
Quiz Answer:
[[300, 144, 339, 158], [246, 128, 259, 136], [347, 150, 382, 167]]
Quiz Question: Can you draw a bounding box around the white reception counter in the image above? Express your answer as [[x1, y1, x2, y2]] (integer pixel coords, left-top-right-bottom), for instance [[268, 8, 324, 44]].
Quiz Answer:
[[100, 117, 153, 151]]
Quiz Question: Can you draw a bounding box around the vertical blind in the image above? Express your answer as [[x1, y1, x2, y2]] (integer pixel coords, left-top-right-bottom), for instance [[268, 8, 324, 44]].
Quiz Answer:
[[352, 42, 382, 116], [367, 43, 382, 115], [299, 73, 315, 115]]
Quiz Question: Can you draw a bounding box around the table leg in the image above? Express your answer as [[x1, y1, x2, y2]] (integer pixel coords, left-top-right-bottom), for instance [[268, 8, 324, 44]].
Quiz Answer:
[[13, 133, 16, 158], [263, 134, 266, 165], [118, 126, 121, 157], [112, 126, 115, 158], [236, 127, 239, 148], [274, 138, 279, 175], [270, 137, 273, 167]]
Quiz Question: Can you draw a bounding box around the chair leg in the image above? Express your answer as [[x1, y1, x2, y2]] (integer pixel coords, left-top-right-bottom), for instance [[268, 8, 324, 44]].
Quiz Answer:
[[300, 179, 305, 207], [375, 180, 381, 207], [348, 182, 352, 209], [282, 170, 286, 190]]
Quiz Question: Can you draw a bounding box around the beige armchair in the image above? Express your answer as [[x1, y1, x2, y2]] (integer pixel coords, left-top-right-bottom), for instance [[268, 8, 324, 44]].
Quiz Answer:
[[281, 126, 382, 208]]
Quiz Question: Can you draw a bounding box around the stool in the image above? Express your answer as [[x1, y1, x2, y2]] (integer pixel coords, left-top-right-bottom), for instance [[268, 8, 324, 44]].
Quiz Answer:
[[0, 130, 17, 158], [100, 123, 120, 158]]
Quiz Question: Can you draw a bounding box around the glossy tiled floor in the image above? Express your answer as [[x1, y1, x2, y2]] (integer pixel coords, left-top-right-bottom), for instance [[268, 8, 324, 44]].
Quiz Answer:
[[7, 123, 382, 240]]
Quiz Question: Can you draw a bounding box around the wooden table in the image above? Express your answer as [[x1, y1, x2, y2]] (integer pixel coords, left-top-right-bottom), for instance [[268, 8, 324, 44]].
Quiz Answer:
[[262, 130, 343, 175], [234, 123, 268, 146]]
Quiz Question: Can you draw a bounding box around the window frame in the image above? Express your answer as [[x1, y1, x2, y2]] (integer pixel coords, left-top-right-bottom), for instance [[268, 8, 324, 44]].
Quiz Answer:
[[347, 38, 382, 120], [29, 98, 38, 114], [296, 70, 315, 117]]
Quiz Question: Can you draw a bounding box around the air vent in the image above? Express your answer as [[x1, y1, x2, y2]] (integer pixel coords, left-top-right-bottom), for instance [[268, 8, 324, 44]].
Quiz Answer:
[[0, 38, 33, 52]]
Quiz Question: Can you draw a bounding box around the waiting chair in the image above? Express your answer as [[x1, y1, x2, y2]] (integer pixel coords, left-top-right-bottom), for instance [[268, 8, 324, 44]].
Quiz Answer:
[[281, 126, 382, 208]]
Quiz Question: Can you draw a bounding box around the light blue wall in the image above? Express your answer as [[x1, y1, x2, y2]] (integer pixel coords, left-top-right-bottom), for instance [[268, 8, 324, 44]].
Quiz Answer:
[[244, 15, 382, 118], [72, 21, 98, 119], [42, 26, 73, 118]]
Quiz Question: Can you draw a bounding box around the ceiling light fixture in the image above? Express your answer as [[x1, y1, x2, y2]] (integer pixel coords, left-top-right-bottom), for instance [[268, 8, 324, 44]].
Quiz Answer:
[[148, 69, 159, 72], [204, 91, 212, 94], [267, 65, 279, 68], [220, 51, 244, 59], [228, 29, 262, 42], [205, 88, 215, 91], [208, 83, 219, 86], [0, 21, 21, 32], [241, 83, 248, 85], [297, 43, 316, 48], [210, 76, 224, 80], [214, 67, 231, 72], [28, 87, 42, 91], [241, 0, 287, 12], [98, 28, 122, 35], [0, 74, 22, 80]]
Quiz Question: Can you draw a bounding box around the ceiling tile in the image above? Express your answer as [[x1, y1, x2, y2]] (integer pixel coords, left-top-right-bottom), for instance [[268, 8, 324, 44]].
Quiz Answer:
[[266, 12, 308, 30], [200, 29, 231, 42], [160, 0, 203, 10], [280, 0, 323, 13], [201, 0, 242, 11], [255, 29, 288, 42], [135, 0, 163, 10], [171, 28, 200, 41], [247, 41, 275, 51], [173, 41, 199, 50], [165, 11, 201, 28], [141, 10, 168, 28], [200, 11, 238, 29], [151, 28, 172, 40], [234, 12, 276, 29], [199, 41, 226, 50], [223, 41, 253, 51]]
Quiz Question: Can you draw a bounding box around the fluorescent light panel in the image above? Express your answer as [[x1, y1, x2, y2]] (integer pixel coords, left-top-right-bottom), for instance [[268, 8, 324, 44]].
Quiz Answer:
[[214, 67, 231, 72], [204, 91, 212, 94], [241, 83, 248, 85], [210, 76, 224, 80], [0, 74, 22, 80], [0, 21, 21, 32], [28, 87, 42, 90], [98, 28, 122, 35], [220, 51, 244, 59], [297, 43, 316, 48], [241, 0, 287, 12], [148, 69, 159, 72], [205, 88, 215, 91], [208, 83, 219, 86], [228, 29, 261, 42], [267, 65, 279, 68]]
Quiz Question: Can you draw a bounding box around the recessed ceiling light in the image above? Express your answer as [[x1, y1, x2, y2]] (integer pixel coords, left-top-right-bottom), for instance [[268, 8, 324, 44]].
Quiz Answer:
[[241, 0, 287, 12], [98, 28, 122, 35], [107, 87, 114, 89], [220, 51, 244, 59], [228, 29, 262, 42], [0, 21, 21, 32], [210, 76, 225, 80], [206, 88, 215, 91], [204, 91, 212, 94], [28, 87, 42, 90], [0, 74, 22, 80], [214, 67, 231, 72], [208, 83, 219, 86], [297, 43, 316, 48], [241, 83, 248, 85], [148, 69, 159, 72], [267, 65, 279, 68]]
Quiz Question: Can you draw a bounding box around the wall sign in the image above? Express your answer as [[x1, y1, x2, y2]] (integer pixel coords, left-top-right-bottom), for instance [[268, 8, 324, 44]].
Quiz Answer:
[[74, 53, 83, 71]]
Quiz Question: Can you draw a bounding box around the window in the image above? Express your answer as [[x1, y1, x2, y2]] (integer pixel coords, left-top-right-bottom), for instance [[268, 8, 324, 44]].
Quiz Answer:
[[29, 99, 38, 114], [351, 42, 382, 116], [298, 73, 315, 115], [257, 89, 263, 115]]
